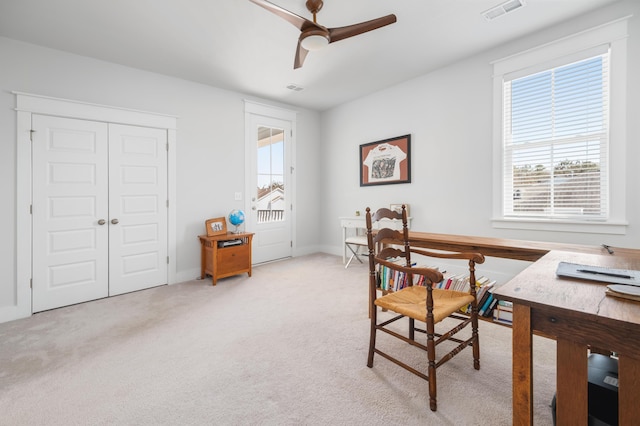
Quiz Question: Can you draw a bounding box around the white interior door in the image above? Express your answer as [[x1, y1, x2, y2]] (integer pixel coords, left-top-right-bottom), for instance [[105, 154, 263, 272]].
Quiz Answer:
[[108, 124, 168, 295], [32, 115, 109, 312], [247, 115, 293, 264]]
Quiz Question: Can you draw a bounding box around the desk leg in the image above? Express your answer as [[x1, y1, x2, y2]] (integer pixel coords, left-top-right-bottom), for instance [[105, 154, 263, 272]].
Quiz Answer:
[[556, 340, 588, 424], [619, 354, 640, 425], [512, 303, 533, 425]]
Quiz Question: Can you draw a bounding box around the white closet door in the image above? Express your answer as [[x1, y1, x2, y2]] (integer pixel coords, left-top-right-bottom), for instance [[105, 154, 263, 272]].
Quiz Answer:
[[108, 124, 168, 296], [32, 115, 109, 312]]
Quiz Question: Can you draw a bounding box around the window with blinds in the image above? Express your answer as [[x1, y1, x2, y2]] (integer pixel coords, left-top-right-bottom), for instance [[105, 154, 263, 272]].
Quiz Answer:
[[502, 52, 610, 220]]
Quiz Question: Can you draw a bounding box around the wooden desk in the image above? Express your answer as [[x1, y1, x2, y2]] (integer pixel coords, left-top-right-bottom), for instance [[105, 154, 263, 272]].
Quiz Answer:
[[402, 231, 640, 424], [494, 250, 640, 425], [407, 231, 621, 261], [198, 232, 254, 285]]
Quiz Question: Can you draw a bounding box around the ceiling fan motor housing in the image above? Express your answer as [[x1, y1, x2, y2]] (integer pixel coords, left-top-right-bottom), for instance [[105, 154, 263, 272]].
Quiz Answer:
[[306, 0, 323, 15]]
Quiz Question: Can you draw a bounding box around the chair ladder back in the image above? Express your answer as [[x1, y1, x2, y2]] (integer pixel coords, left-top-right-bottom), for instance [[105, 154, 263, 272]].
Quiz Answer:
[[366, 206, 411, 292]]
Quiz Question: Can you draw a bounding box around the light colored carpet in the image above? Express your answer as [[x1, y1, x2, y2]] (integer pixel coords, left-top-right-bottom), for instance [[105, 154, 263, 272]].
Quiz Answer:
[[0, 253, 556, 425]]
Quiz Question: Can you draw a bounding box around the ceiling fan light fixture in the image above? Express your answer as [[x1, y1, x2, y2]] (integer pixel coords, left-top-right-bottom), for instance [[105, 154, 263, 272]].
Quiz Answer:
[[300, 32, 329, 51]]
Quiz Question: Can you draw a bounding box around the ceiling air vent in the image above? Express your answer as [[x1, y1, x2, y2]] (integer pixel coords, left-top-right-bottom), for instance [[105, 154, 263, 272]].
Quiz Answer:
[[483, 0, 525, 21], [286, 83, 304, 92]]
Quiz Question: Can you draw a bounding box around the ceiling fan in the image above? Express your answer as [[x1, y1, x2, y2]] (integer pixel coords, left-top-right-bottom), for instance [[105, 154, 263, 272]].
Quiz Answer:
[[249, 0, 397, 69]]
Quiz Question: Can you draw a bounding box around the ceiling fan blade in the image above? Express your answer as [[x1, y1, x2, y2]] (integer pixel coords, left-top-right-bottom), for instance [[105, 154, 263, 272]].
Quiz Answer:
[[294, 39, 309, 69], [249, 0, 321, 31], [328, 14, 397, 44]]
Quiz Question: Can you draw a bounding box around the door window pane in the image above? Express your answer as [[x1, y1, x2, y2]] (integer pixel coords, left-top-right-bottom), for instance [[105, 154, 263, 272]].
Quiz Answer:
[[257, 126, 285, 223]]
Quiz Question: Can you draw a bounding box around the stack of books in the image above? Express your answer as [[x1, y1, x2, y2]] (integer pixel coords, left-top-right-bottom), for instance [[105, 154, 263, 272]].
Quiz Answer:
[[476, 279, 498, 317], [492, 300, 513, 325], [377, 259, 441, 291]]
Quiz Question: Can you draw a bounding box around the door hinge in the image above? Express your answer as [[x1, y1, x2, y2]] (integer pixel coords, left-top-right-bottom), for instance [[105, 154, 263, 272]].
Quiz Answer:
[[290, 241, 292, 247], [30, 204, 33, 214], [166, 142, 169, 151], [166, 199, 169, 208], [167, 256, 170, 264], [30, 278, 33, 289]]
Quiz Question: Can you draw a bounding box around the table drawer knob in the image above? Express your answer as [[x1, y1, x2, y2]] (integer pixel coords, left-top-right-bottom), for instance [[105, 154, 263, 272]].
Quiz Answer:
[[549, 317, 557, 323]]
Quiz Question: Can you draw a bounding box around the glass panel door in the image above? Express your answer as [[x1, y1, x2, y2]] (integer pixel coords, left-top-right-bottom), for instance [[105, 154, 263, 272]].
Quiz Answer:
[[246, 113, 292, 264]]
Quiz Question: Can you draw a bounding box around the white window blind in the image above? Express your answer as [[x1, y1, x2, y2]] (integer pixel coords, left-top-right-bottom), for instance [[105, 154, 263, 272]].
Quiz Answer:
[[502, 51, 610, 220]]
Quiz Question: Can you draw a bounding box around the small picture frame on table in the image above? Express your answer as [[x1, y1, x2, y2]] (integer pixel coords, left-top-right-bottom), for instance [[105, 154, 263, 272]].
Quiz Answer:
[[205, 217, 227, 236]]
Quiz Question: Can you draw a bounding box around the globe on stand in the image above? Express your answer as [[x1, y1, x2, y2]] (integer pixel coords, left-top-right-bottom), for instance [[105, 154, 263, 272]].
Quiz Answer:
[[228, 209, 245, 234]]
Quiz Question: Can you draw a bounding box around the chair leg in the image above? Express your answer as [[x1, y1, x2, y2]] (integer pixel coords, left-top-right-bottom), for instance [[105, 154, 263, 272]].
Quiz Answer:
[[408, 318, 416, 342], [345, 252, 356, 268], [367, 304, 377, 368], [428, 376, 437, 411], [472, 311, 480, 370], [427, 320, 437, 411], [344, 244, 364, 268]]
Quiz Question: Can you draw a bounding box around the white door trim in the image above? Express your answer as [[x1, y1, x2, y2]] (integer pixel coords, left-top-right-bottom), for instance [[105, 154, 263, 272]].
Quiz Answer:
[[243, 100, 297, 262], [7, 92, 177, 323]]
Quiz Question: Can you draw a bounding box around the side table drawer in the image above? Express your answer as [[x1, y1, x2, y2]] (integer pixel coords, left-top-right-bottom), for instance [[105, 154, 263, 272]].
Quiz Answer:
[[217, 244, 249, 275]]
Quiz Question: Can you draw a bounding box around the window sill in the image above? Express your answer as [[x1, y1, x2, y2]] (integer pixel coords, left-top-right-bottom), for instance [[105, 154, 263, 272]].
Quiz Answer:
[[491, 218, 627, 235]]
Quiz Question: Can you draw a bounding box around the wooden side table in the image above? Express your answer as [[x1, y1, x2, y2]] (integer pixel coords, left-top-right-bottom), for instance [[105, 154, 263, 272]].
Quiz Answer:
[[198, 232, 254, 285]]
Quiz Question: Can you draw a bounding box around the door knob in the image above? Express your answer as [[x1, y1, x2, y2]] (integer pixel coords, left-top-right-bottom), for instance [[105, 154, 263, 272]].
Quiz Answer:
[[98, 219, 106, 225], [252, 206, 256, 210], [111, 218, 119, 225]]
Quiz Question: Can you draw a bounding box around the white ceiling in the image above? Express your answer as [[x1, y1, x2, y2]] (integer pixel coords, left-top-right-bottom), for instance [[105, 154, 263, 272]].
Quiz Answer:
[[0, 0, 619, 111]]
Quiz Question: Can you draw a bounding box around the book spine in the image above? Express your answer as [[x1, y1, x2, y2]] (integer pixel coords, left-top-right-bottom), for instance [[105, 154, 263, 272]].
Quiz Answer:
[[479, 293, 494, 316], [484, 297, 499, 317]]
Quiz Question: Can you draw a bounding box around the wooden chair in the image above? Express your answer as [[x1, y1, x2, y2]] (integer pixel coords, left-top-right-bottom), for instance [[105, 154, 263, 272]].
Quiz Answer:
[[365, 205, 485, 411]]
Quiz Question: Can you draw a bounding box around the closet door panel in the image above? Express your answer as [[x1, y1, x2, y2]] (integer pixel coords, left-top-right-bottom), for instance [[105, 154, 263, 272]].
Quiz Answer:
[[108, 124, 168, 296], [32, 115, 109, 312]]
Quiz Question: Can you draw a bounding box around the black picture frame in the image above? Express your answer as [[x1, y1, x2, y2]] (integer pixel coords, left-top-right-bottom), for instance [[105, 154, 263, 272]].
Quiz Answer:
[[359, 134, 411, 186]]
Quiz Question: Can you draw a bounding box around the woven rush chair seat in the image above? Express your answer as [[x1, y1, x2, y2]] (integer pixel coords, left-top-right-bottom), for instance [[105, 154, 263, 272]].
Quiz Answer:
[[375, 286, 475, 324]]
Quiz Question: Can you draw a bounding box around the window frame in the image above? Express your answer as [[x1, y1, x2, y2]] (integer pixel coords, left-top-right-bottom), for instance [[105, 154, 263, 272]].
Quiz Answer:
[[491, 17, 629, 235]]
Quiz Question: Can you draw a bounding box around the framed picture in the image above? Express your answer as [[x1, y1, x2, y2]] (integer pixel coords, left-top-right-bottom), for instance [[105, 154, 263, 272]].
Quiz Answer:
[[390, 204, 409, 217], [205, 217, 227, 236], [360, 134, 411, 186]]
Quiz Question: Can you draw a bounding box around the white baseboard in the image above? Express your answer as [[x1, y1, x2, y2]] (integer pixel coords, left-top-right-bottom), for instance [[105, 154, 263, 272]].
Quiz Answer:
[[175, 267, 202, 284], [0, 304, 31, 324]]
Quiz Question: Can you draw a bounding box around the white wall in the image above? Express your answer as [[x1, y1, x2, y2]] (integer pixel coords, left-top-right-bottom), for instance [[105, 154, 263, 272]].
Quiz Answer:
[[319, 1, 640, 280], [0, 37, 321, 320]]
